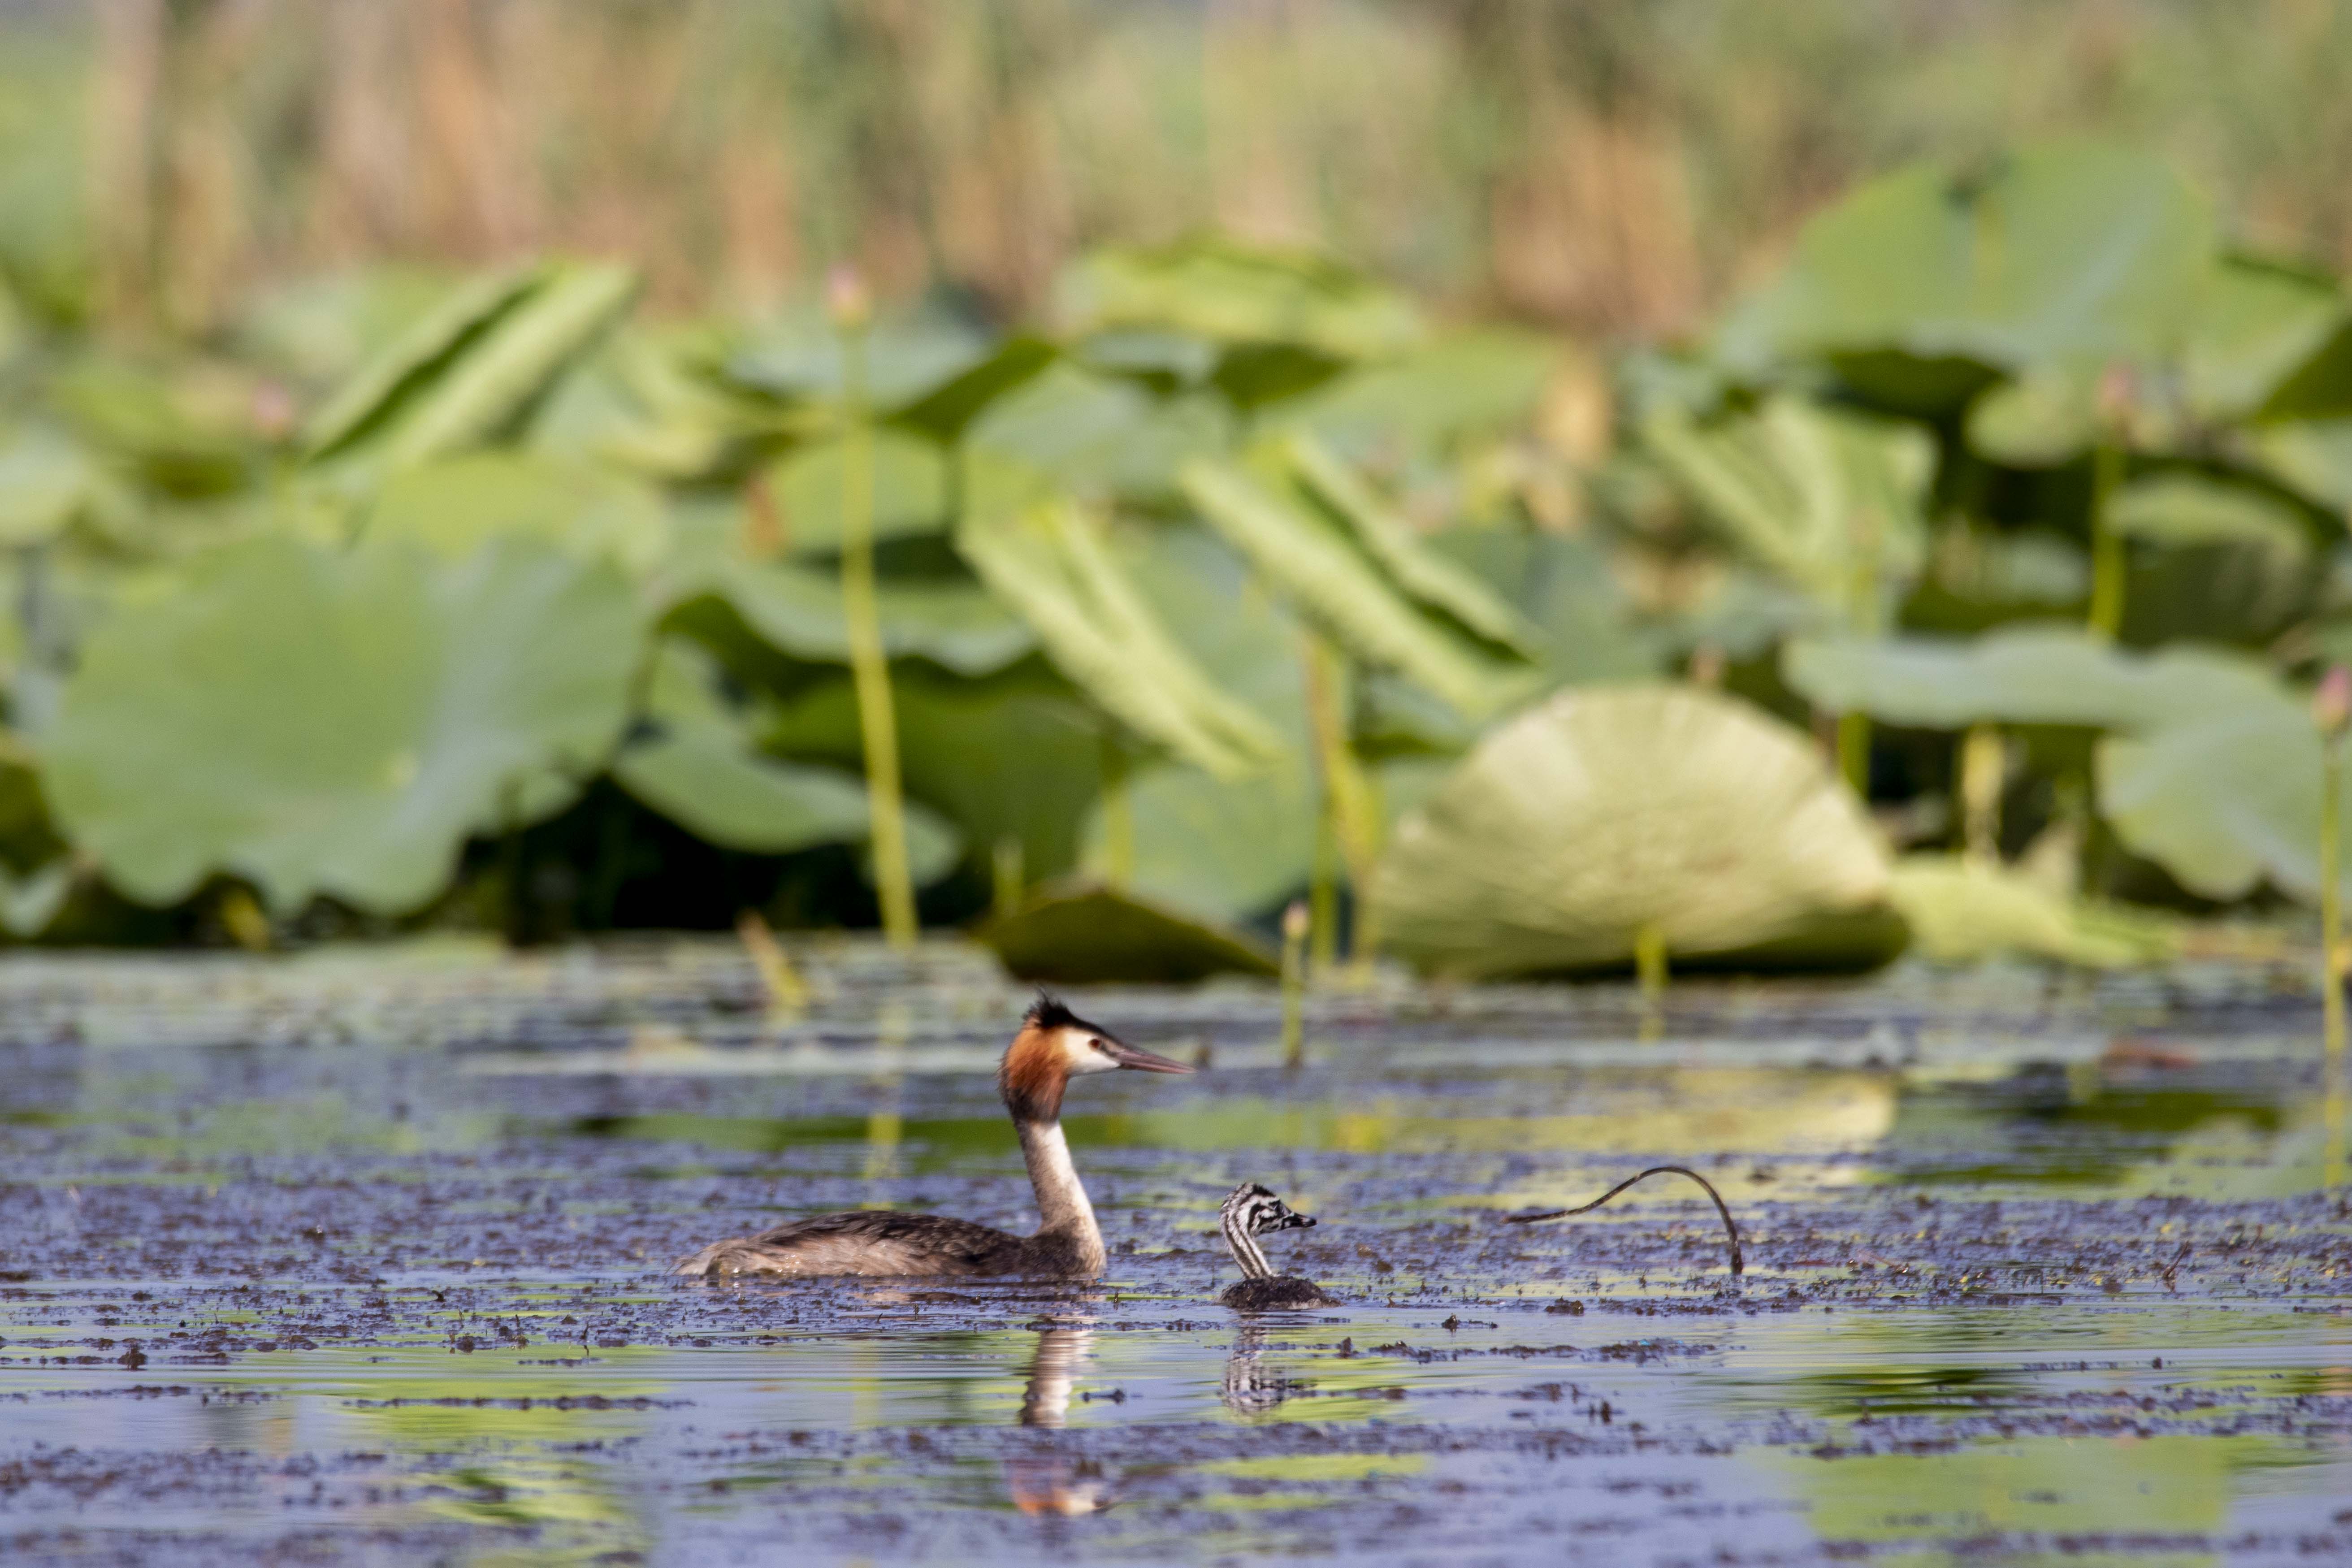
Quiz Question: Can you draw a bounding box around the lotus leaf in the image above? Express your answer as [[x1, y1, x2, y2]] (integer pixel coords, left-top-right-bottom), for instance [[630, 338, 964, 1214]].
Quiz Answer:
[[1715, 139, 2212, 376], [1964, 368, 2099, 467], [305, 263, 639, 472], [1885, 855, 2179, 968], [1373, 684, 1898, 978], [0, 424, 94, 546], [1179, 452, 1535, 718], [44, 533, 640, 914], [957, 457, 1282, 780], [975, 882, 1278, 985], [1782, 625, 2281, 733], [767, 429, 949, 554], [1642, 394, 1933, 620], [713, 555, 1036, 677], [0, 859, 69, 938], [2096, 683, 2346, 902], [1078, 758, 1316, 923], [366, 452, 670, 574], [612, 641, 958, 879], [764, 668, 1105, 884], [962, 361, 1227, 502], [1264, 330, 1562, 460], [1426, 528, 1668, 686], [726, 310, 996, 411], [2106, 474, 2309, 567], [300, 264, 542, 458], [1055, 239, 1423, 360], [1072, 329, 1220, 386], [2250, 419, 2352, 511], [2186, 258, 2346, 420]]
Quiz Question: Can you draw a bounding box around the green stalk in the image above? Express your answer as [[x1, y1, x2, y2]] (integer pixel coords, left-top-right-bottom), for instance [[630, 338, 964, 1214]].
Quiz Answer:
[[992, 835, 1026, 920], [2088, 441, 2126, 640], [1836, 711, 1870, 798], [1097, 733, 1135, 890], [1308, 801, 1339, 974], [2324, 733, 2346, 1190], [1634, 920, 1668, 1004], [837, 314, 917, 948], [1280, 899, 1309, 1071], [1302, 632, 1382, 979]]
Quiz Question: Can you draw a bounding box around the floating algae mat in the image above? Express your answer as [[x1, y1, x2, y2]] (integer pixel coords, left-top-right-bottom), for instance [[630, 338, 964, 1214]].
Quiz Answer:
[[0, 939, 2348, 1564]]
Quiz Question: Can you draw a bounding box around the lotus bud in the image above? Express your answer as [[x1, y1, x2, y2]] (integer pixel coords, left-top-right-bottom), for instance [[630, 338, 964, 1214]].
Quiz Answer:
[[825, 264, 871, 331], [2317, 664, 2352, 742], [2096, 364, 2136, 435], [1282, 899, 1310, 945]]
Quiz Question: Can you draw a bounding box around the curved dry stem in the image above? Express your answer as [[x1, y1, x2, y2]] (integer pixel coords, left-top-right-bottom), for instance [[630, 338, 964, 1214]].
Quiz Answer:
[[1502, 1164, 1743, 1278]]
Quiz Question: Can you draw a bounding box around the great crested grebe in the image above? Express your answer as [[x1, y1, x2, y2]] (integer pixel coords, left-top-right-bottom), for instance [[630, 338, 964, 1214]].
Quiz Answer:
[[675, 996, 1191, 1278], [1217, 1182, 1334, 1309]]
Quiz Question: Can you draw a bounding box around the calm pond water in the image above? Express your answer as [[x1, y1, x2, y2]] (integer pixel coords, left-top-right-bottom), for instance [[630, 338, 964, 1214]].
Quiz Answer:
[[0, 937, 2346, 1565]]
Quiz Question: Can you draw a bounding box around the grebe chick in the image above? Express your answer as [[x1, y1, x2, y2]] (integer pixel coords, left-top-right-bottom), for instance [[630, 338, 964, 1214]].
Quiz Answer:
[[675, 996, 1191, 1279], [1217, 1182, 1334, 1309]]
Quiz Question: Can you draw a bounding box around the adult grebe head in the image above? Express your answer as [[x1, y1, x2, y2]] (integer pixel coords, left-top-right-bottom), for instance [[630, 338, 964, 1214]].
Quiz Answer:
[[998, 992, 1192, 1123]]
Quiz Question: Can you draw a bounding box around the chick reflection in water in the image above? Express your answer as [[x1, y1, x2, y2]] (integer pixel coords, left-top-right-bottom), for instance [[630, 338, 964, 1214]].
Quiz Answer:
[[1005, 1324, 1112, 1516]]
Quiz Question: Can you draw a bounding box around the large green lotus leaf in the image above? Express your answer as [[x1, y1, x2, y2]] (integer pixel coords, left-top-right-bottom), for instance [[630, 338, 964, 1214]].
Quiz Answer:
[[366, 451, 670, 574], [1374, 684, 1897, 978], [2248, 419, 2352, 511], [1783, 624, 2282, 733], [46, 357, 256, 498], [976, 882, 1278, 985], [962, 361, 1228, 503], [765, 428, 949, 554], [764, 667, 1105, 884], [2185, 258, 2346, 421], [1642, 394, 1934, 615], [45, 533, 639, 914], [1055, 239, 1422, 360], [1715, 139, 2212, 374], [2106, 473, 2309, 566], [1180, 454, 1535, 719], [957, 456, 1282, 780], [1263, 329, 1561, 459], [613, 641, 958, 879], [234, 265, 462, 388], [1111, 521, 1307, 732], [726, 309, 997, 411], [1885, 855, 2179, 968], [712, 554, 1035, 677], [0, 424, 96, 546], [299, 264, 544, 459], [2096, 684, 2343, 903]]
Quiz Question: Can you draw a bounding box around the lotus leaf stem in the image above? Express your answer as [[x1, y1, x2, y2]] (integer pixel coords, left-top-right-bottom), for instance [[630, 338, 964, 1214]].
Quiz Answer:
[[1280, 899, 1309, 1070], [1635, 920, 1668, 1006], [1302, 631, 1382, 978], [1097, 735, 1135, 890], [836, 318, 918, 948], [992, 836, 1026, 921], [1836, 711, 1870, 797], [1961, 724, 2005, 864], [2088, 441, 2126, 640], [2324, 732, 2346, 1189], [1503, 1165, 1743, 1278]]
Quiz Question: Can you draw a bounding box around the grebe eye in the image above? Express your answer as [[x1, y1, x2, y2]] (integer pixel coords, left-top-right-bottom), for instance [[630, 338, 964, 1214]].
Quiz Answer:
[[1089, 1036, 1111, 1053]]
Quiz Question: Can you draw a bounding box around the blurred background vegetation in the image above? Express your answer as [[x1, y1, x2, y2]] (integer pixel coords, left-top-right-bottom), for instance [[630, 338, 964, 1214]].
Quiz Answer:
[[5, 0, 2352, 975]]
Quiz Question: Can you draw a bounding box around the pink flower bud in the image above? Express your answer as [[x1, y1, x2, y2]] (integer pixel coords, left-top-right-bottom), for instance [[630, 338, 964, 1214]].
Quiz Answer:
[[2317, 665, 2352, 740], [825, 264, 870, 330], [2096, 364, 2136, 433]]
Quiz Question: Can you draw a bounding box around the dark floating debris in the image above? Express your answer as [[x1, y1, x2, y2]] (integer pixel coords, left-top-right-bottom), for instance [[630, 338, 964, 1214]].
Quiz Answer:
[[1217, 1182, 1336, 1310], [1503, 1165, 1744, 1278]]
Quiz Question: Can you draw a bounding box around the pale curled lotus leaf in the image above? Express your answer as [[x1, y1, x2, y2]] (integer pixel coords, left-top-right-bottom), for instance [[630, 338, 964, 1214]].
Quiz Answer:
[[1373, 684, 1897, 978], [44, 533, 640, 915], [707, 551, 1036, 677], [1783, 624, 2283, 733], [1885, 855, 2179, 968], [1263, 329, 1562, 460], [299, 263, 544, 459], [962, 360, 1227, 503]]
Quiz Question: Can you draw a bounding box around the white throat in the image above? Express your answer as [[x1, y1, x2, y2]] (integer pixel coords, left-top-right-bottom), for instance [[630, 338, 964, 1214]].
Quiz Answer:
[[1017, 1119, 1101, 1250]]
